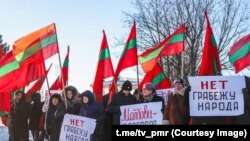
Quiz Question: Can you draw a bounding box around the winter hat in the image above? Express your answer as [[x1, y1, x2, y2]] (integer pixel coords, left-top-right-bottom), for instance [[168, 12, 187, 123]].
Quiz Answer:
[[143, 82, 156, 91], [173, 78, 184, 86], [122, 80, 132, 91]]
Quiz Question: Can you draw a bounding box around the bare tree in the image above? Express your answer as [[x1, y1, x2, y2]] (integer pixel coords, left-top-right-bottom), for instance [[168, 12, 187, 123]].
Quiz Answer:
[[122, 0, 250, 82], [0, 34, 10, 55]]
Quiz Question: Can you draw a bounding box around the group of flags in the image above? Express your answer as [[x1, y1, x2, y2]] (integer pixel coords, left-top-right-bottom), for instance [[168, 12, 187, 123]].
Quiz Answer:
[[0, 24, 69, 125], [1, 10, 250, 125]]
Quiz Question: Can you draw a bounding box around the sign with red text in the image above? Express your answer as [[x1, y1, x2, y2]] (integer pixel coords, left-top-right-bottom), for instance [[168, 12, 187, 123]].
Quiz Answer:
[[156, 88, 174, 106], [120, 102, 163, 125], [59, 114, 96, 141], [189, 76, 245, 116]]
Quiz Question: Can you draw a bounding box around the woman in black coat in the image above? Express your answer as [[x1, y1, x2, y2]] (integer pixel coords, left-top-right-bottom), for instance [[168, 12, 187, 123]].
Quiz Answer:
[[45, 94, 62, 141]]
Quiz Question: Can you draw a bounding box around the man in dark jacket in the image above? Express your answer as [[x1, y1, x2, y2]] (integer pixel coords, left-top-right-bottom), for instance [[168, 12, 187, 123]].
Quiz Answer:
[[140, 83, 165, 113], [29, 93, 43, 141], [10, 91, 30, 141], [107, 80, 137, 124]]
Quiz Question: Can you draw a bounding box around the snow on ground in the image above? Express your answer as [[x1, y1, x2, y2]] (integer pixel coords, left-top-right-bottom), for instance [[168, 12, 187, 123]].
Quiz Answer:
[[0, 126, 36, 141]]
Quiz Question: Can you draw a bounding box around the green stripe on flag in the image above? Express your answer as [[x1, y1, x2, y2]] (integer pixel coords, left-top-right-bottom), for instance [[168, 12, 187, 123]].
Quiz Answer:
[[167, 34, 185, 44], [152, 73, 165, 85], [15, 34, 57, 62], [213, 59, 219, 75], [229, 41, 250, 64], [211, 35, 217, 46], [122, 39, 136, 57], [99, 48, 111, 60], [139, 46, 164, 64], [0, 61, 19, 77], [63, 60, 69, 67]]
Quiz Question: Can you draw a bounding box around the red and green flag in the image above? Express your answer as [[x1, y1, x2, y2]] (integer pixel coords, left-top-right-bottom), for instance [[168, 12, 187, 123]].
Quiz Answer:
[[93, 30, 114, 103], [228, 34, 250, 73], [139, 63, 171, 89], [26, 64, 52, 101], [109, 21, 138, 100], [0, 51, 46, 93], [13, 23, 59, 66], [199, 11, 221, 76], [50, 46, 70, 90], [139, 24, 186, 72]]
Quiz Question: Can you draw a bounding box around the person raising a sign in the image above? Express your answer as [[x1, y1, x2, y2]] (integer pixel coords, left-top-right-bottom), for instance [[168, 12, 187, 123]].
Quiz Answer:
[[163, 78, 190, 125]]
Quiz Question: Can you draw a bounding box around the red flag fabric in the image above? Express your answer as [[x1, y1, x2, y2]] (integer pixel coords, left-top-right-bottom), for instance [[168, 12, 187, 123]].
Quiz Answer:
[[93, 30, 114, 103], [0, 51, 46, 93], [0, 93, 11, 126], [50, 46, 69, 90], [109, 21, 138, 101], [26, 64, 52, 101], [199, 11, 222, 76], [228, 34, 250, 73], [139, 63, 171, 89]]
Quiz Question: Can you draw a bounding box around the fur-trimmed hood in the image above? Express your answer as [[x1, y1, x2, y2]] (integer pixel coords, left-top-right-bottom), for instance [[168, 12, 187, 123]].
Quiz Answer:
[[62, 85, 78, 103]]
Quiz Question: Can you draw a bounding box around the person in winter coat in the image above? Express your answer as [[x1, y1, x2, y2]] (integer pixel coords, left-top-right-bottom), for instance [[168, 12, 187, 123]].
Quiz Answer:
[[133, 89, 143, 103], [163, 78, 190, 125], [107, 80, 137, 125], [10, 90, 30, 141], [45, 93, 62, 141], [55, 86, 80, 122], [140, 83, 165, 113], [29, 93, 43, 141], [79, 90, 106, 141]]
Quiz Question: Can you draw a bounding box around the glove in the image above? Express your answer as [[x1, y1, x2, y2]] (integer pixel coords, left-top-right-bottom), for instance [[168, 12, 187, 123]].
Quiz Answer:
[[162, 120, 170, 125], [186, 85, 191, 93], [242, 88, 248, 95]]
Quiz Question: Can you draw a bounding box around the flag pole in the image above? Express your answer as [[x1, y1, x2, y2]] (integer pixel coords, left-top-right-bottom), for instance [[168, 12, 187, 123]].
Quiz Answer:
[[54, 23, 68, 109], [181, 52, 184, 78], [136, 63, 140, 90], [45, 63, 53, 97]]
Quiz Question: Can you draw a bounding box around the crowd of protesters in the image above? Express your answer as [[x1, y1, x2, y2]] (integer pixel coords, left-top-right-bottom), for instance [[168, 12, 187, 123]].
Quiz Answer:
[[6, 76, 250, 141]]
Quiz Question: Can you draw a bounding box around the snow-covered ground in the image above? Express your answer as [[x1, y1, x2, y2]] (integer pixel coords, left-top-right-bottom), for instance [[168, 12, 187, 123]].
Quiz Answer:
[[0, 126, 11, 141], [0, 126, 35, 141]]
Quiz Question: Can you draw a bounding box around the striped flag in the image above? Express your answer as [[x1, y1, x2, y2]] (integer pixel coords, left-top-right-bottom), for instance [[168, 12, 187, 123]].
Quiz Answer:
[[228, 34, 250, 73], [13, 23, 59, 65], [139, 63, 171, 89], [93, 30, 114, 103], [199, 11, 221, 76], [139, 24, 186, 72]]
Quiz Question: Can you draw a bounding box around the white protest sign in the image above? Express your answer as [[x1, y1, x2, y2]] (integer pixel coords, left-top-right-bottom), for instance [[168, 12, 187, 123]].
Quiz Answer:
[[156, 88, 174, 106], [59, 114, 96, 141], [120, 102, 163, 125], [189, 76, 245, 116]]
